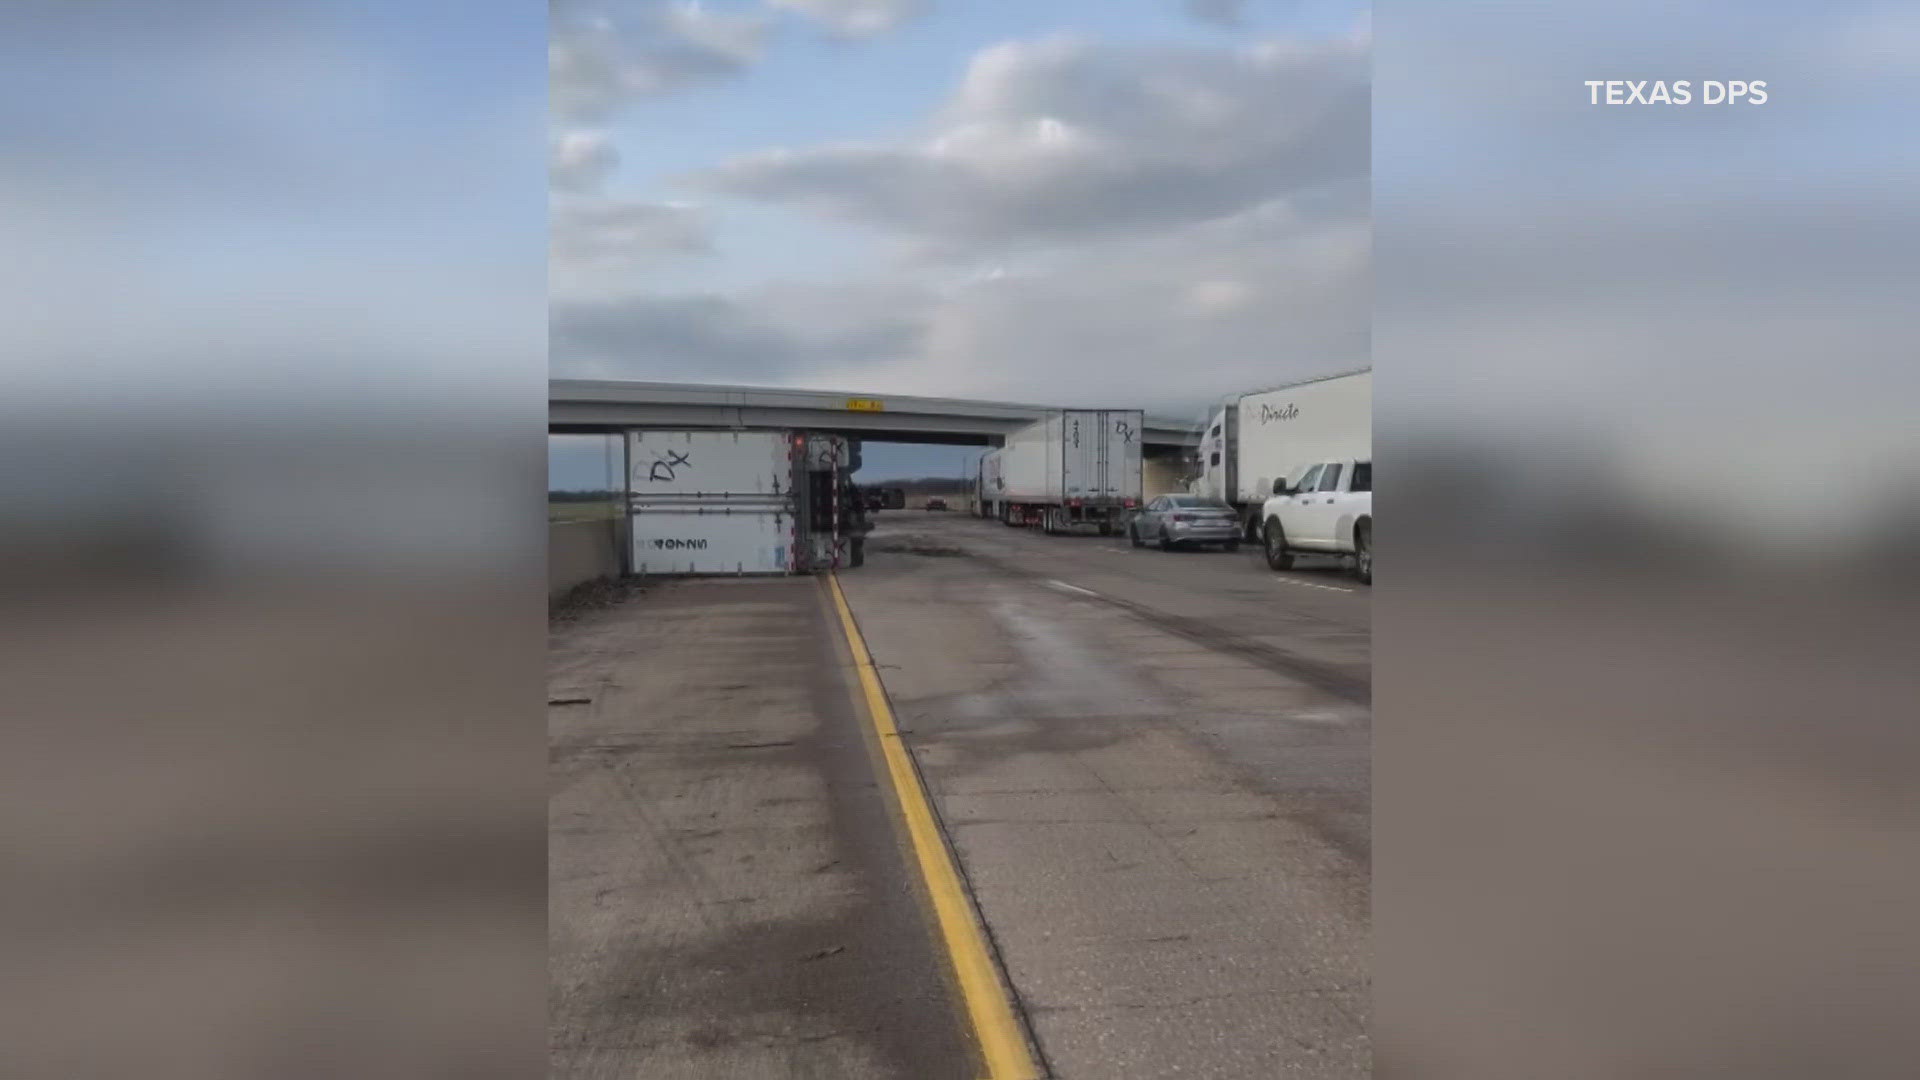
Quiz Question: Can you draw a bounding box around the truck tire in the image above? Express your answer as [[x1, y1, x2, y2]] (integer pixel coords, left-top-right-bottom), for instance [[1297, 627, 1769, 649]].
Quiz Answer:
[[1353, 520, 1371, 584], [849, 539, 865, 569], [1130, 522, 1143, 548], [1263, 518, 1295, 570], [1224, 540, 1240, 553], [1159, 528, 1174, 552], [1098, 521, 1113, 537]]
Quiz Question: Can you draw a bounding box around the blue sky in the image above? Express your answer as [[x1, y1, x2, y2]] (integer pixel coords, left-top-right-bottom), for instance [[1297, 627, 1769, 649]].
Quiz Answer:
[[549, 0, 1371, 489]]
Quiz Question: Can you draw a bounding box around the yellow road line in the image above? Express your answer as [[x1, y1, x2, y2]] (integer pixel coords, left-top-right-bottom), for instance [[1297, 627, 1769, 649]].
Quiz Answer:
[[826, 573, 1041, 1080]]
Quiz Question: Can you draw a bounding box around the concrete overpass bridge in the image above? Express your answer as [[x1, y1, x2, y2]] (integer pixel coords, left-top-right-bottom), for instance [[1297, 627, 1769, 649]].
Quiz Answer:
[[549, 379, 1201, 451]]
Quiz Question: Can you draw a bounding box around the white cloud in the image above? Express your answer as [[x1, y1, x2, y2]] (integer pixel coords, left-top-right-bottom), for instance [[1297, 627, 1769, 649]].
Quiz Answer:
[[1183, 278, 1255, 316], [552, 281, 929, 383], [661, 0, 765, 61], [550, 129, 620, 193], [550, 200, 712, 281], [770, 0, 927, 39], [696, 34, 1368, 244], [552, 32, 1371, 416], [550, 1, 770, 121], [553, 190, 1370, 413]]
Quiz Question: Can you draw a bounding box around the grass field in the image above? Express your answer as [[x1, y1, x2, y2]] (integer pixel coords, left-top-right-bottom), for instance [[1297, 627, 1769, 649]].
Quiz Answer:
[[548, 500, 622, 523]]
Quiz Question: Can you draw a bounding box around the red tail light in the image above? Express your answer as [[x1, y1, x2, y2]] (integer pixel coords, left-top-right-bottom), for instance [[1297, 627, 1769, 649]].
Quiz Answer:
[[1171, 514, 1192, 523], [1123, 498, 1137, 508]]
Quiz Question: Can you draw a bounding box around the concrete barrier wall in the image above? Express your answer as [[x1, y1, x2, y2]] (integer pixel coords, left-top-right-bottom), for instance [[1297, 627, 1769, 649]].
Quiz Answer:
[[550, 519, 623, 599]]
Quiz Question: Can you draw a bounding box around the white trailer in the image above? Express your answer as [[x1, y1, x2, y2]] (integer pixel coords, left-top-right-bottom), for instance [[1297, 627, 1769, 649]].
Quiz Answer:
[[980, 409, 1144, 535], [626, 429, 866, 575], [1194, 369, 1371, 539]]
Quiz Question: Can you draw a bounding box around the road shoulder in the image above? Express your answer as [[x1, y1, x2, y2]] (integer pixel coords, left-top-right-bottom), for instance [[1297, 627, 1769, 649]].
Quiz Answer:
[[548, 576, 976, 1079]]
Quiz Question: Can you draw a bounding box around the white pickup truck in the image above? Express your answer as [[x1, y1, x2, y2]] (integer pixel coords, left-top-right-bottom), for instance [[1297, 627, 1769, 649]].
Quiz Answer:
[[1258, 458, 1372, 584]]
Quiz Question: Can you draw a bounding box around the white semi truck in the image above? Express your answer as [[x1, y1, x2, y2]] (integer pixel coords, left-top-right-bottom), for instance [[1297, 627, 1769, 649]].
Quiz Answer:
[[978, 409, 1144, 535], [626, 429, 868, 574], [1192, 369, 1371, 540]]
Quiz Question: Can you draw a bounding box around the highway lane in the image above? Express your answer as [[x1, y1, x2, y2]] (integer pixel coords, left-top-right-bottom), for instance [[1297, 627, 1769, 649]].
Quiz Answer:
[[841, 512, 1371, 1078], [905, 513, 1370, 703]]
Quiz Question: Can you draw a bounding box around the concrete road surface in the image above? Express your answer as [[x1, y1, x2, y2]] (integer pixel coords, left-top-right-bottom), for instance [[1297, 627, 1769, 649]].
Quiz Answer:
[[549, 577, 977, 1079], [549, 511, 1370, 1078], [843, 513, 1370, 1077]]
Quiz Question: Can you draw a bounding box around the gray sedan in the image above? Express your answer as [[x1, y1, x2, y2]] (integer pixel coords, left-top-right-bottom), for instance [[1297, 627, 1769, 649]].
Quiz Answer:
[[1128, 495, 1242, 551]]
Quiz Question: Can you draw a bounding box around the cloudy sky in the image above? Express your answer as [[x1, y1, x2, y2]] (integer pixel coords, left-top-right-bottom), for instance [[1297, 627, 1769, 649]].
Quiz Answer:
[[549, 0, 1370, 486]]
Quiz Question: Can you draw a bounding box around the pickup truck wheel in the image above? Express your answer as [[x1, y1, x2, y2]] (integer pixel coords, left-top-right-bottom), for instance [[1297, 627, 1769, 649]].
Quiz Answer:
[[1263, 519, 1295, 570], [1353, 522, 1372, 584]]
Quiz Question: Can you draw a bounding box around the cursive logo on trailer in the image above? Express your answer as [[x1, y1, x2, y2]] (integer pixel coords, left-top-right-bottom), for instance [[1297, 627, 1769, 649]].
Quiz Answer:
[[1257, 402, 1299, 424]]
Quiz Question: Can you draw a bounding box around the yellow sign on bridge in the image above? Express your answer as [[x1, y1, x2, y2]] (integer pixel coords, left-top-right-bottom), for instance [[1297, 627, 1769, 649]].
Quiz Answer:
[[845, 397, 885, 412]]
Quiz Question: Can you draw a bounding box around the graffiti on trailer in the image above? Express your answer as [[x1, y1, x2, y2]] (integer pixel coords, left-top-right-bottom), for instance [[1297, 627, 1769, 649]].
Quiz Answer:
[[645, 450, 692, 482], [651, 538, 708, 551]]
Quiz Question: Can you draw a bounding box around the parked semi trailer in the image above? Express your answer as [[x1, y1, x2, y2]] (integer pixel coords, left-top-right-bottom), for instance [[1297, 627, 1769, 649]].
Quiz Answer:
[[979, 409, 1144, 535], [1192, 369, 1371, 540], [626, 430, 868, 574]]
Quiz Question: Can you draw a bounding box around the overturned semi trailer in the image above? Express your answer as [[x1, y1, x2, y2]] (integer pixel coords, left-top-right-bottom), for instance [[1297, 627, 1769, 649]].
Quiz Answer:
[[626, 430, 868, 575]]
